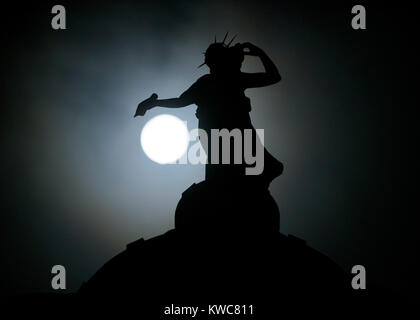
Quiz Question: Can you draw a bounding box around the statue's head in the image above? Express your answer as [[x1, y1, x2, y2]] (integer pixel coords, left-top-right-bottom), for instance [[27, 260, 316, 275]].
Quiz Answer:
[[199, 33, 244, 74]]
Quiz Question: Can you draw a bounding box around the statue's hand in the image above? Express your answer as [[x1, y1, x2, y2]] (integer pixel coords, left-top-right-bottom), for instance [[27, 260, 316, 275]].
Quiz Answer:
[[134, 93, 158, 117], [241, 42, 263, 56]]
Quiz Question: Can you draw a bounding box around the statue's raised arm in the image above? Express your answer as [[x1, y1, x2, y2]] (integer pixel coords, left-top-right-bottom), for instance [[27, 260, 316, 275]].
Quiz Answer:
[[240, 42, 281, 89]]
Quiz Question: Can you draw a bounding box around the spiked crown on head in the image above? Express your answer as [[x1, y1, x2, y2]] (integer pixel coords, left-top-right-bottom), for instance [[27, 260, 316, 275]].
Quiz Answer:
[[198, 32, 240, 68]]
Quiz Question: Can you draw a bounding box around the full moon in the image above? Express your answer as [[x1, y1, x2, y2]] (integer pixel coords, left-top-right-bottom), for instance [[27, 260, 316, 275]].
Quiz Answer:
[[141, 114, 189, 164]]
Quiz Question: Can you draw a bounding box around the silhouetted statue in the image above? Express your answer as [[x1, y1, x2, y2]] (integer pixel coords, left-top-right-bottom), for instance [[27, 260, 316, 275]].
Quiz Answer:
[[79, 36, 353, 315], [135, 34, 284, 231], [135, 34, 283, 188]]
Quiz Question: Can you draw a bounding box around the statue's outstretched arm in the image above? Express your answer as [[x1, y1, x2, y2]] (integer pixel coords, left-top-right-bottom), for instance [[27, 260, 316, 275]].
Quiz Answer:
[[134, 94, 193, 117]]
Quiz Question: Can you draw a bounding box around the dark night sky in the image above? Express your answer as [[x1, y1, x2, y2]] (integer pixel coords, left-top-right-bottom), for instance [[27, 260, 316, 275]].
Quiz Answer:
[[1, 1, 417, 297]]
